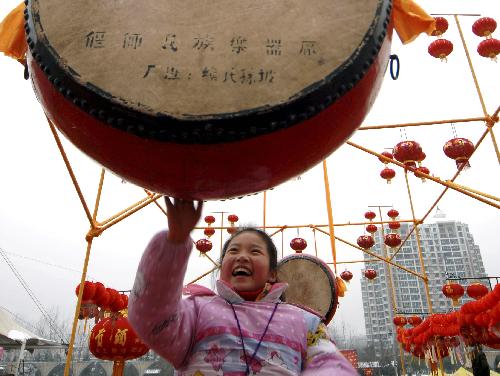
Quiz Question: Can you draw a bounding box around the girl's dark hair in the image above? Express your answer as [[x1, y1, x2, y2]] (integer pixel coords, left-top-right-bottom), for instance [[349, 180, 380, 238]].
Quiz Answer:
[[220, 227, 278, 271]]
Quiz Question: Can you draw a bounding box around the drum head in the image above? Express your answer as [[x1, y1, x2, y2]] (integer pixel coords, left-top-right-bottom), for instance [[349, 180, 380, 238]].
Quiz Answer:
[[28, 0, 381, 118], [277, 254, 338, 323]]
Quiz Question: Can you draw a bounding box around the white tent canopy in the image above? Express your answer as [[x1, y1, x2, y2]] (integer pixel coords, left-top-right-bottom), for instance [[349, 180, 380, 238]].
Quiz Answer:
[[0, 307, 66, 350]]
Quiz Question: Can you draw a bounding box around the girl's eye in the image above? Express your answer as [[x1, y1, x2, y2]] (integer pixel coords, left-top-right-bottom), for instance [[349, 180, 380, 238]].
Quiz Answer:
[[252, 249, 262, 254]]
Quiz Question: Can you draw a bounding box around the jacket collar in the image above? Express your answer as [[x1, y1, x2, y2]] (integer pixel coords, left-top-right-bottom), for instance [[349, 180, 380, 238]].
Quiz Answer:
[[216, 280, 288, 304]]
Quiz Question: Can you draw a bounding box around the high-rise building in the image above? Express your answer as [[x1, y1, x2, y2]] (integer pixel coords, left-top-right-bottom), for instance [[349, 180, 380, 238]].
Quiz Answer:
[[361, 210, 487, 355]]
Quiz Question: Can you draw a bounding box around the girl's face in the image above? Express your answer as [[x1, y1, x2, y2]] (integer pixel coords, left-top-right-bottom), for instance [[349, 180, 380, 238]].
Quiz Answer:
[[220, 231, 276, 292]]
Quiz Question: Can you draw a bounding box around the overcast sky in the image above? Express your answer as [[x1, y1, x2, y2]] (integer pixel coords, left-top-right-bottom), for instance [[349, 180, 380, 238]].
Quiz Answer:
[[0, 0, 498, 340]]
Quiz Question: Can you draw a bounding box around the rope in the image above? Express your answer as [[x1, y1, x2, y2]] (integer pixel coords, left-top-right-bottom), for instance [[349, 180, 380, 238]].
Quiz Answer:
[[0, 247, 67, 343]]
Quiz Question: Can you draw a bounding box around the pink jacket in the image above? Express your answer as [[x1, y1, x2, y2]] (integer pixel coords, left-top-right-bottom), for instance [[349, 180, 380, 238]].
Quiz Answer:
[[129, 231, 357, 375]]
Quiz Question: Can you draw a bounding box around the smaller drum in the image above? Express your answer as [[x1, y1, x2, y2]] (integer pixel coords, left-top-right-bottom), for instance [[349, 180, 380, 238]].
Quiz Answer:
[[277, 254, 338, 324]]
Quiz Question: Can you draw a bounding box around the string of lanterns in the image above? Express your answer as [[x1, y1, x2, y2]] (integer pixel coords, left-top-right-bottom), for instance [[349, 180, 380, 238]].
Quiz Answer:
[[75, 281, 149, 376], [427, 16, 499, 62], [394, 283, 500, 369]]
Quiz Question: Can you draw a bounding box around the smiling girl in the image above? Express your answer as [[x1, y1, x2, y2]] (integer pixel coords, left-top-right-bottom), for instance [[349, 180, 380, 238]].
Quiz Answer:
[[128, 198, 357, 375]]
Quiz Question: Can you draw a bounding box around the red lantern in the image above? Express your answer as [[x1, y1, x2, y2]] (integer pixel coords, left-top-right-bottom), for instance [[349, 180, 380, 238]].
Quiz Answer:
[[380, 167, 396, 184], [357, 235, 375, 250], [431, 17, 449, 37], [227, 214, 239, 234], [76, 281, 97, 301], [393, 316, 408, 327], [443, 137, 474, 169], [366, 224, 378, 234], [204, 227, 215, 238], [195, 239, 213, 253], [76, 281, 99, 320], [384, 233, 402, 248], [442, 283, 464, 306], [110, 294, 128, 313], [378, 151, 393, 164], [428, 39, 453, 61], [408, 316, 423, 326], [290, 237, 307, 253], [388, 221, 401, 231], [340, 270, 353, 282], [364, 211, 376, 221], [387, 209, 399, 219], [472, 17, 497, 38], [466, 283, 489, 300], [228, 214, 239, 223], [204, 215, 216, 224], [89, 316, 149, 376], [364, 269, 377, 280], [414, 166, 430, 182], [393, 141, 424, 168], [477, 38, 500, 60]]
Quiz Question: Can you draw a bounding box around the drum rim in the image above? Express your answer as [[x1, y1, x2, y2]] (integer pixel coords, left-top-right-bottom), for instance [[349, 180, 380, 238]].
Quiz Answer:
[[277, 253, 338, 323], [24, 0, 392, 144]]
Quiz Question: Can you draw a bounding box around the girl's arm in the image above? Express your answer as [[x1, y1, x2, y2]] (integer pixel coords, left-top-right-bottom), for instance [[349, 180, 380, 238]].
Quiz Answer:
[[302, 323, 358, 375], [128, 198, 203, 368]]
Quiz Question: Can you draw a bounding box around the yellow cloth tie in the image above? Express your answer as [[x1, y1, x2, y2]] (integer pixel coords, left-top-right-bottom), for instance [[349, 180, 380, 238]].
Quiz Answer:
[[336, 276, 347, 298], [393, 0, 436, 44], [0, 2, 27, 63]]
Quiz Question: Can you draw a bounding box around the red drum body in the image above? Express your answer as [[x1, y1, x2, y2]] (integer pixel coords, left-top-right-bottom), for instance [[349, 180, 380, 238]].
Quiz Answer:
[[25, 0, 393, 199], [277, 254, 338, 324]]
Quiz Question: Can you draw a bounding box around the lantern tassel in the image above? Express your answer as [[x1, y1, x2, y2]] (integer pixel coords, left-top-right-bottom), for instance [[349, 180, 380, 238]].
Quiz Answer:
[[112, 361, 125, 376], [83, 318, 88, 335]]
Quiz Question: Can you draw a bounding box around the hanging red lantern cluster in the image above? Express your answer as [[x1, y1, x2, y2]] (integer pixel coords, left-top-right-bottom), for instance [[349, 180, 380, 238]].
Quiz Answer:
[[393, 141, 425, 169], [472, 17, 500, 61], [442, 282, 465, 306], [428, 18, 453, 62], [366, 224, 378, 234], [75, 282, 128, 322], [227, 214, 239, 234], [387, 209, 401, 232], [195, 238, 213, 254], [364, 269, 377, 280], [428, 39, 453, 61], [443, 137, 474, 170], [357, 235, 375, 250], [203, 215, 216, 238], [340, 270, 353, 283], [378, 150, 396, 183], [290, 237, 307, 253], [398, 283, 500, 363], [89, 315, 149, 376]]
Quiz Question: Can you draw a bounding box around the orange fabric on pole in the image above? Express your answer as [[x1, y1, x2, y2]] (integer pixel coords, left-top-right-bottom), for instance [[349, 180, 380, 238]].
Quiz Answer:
[[393, 0, 436, 44], [0, 2, 27, 62]]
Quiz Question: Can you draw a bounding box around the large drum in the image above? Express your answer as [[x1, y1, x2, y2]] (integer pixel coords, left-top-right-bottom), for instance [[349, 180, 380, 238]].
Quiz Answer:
[[24, 0, 393, 199], [277, 254, 338, 323]]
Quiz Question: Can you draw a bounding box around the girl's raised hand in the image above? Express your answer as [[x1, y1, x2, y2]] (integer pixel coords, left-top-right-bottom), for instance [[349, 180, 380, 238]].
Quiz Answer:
[[164, 197, 203, 244]]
